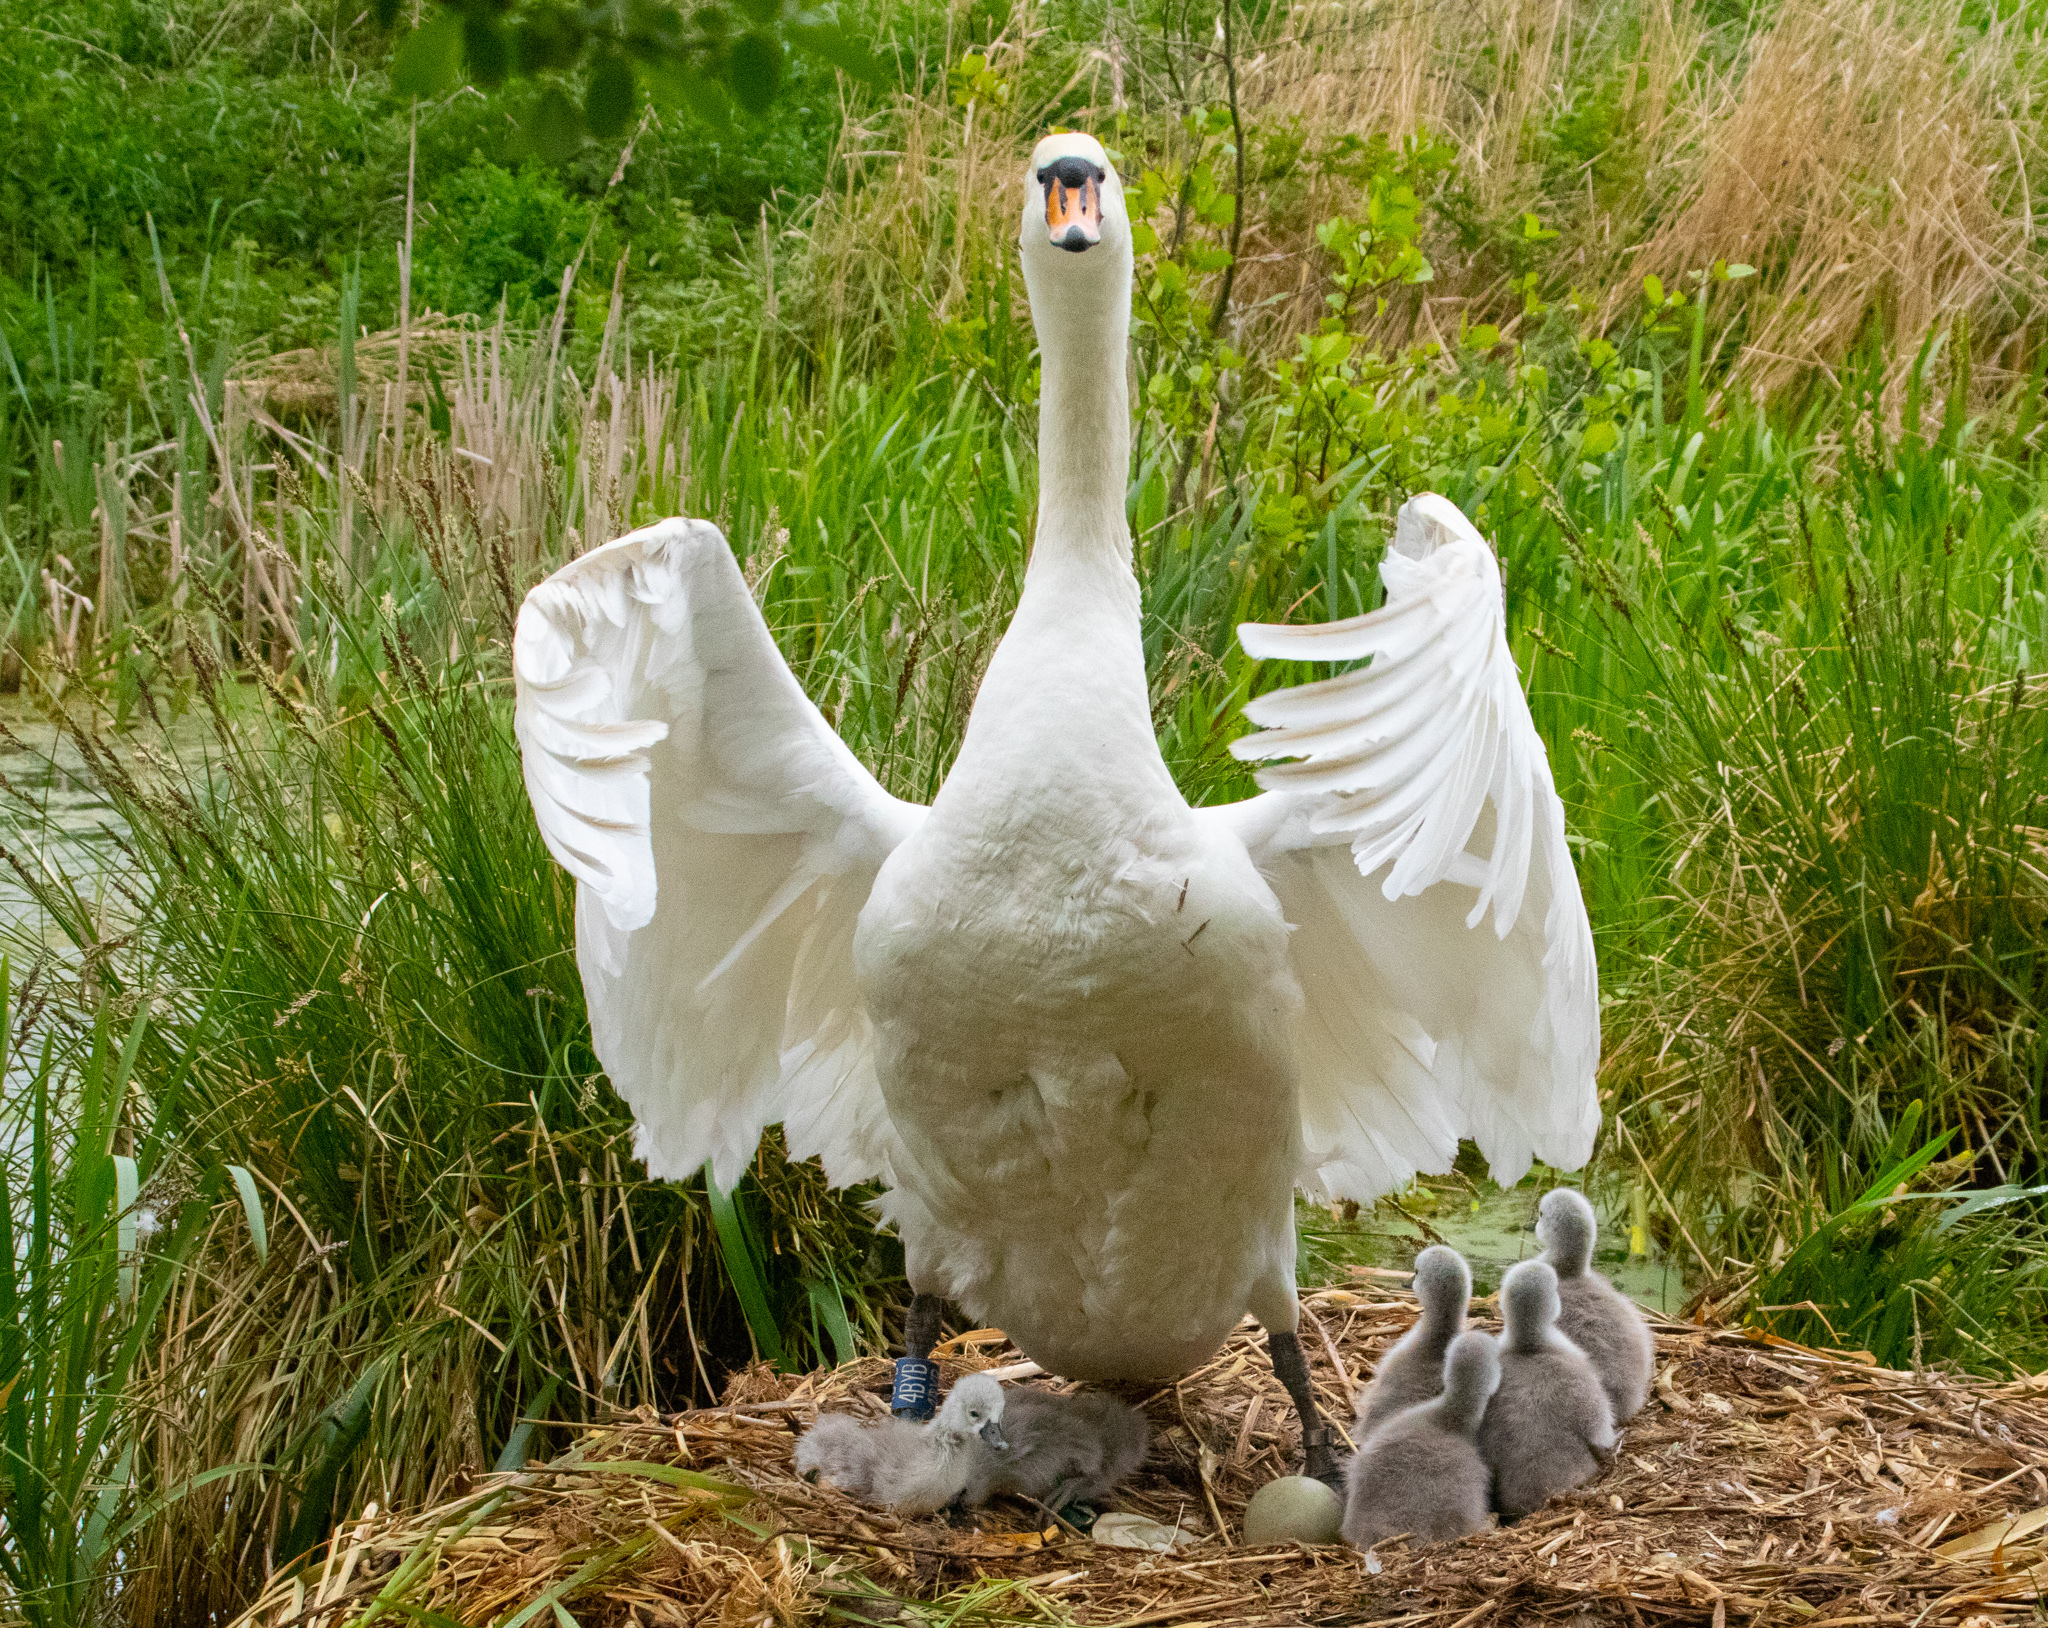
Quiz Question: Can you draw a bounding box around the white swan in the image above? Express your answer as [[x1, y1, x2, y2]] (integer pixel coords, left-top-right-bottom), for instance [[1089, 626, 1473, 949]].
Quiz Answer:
[[512, 131, 1599, 1484]]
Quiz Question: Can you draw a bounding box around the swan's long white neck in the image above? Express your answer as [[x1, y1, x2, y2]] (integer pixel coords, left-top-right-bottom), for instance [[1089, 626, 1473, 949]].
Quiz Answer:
[[936, 181, 1168, 805], [1023, 255, 1132, 577]]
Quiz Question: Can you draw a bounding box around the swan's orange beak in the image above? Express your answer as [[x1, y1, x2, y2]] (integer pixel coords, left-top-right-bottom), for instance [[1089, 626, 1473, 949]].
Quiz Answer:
[[1045, 175, 1102, 252]]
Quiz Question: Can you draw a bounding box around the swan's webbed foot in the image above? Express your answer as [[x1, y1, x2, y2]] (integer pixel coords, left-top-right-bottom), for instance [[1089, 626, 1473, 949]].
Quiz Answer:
[[1268, 1327, 1346, 1490]]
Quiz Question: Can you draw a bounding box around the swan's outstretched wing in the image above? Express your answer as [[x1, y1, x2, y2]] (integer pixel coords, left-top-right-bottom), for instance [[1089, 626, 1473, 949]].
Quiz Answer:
[[514, 518, 924, 1189], [1202, 495, 1599, 1199]]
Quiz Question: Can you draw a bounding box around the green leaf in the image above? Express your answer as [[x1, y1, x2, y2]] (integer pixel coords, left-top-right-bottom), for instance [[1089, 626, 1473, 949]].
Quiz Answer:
[[1464, 323, 1501, 351], [1642, 273, 1665, 307], [705, 1168, 784, 1363], [586, 53, 636, 140], [81, 1442, 132, 1569], [1582, 420, 1619, 457], [806, 1273, 858, 1366], [391, 10, 465, 99], [729, 32, 784, 116], [494, 1375, 561, 1472], [1934, 1183, 2048, 1233], [569, 1461, 752, 1499], [786, 21, 887, 87], [226, 1164, 267, 1266], [683, 75, 738, 130], [387, 1604, 470, 1628], [464, 15, 509, 88], [493, 1376, 561, 1474], [513, 9, 582, 72], [1725, 262, 1756, 279], [1129, 220, 1159, 255], [113, 1154, 138, 1301], [646, 60, 735, 130], [283, 1353, 393, 1562], [528, 87, 585, 163]]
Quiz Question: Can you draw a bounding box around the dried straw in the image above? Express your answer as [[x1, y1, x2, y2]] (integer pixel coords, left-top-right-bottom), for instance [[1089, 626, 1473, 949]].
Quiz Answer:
[[232, 1277, 2048, 1627]]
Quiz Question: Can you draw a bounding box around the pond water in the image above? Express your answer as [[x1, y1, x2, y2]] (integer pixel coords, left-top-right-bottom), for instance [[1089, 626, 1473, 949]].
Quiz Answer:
[[1300, 1178, 1688, 1315], [0, 705, 131, 959]]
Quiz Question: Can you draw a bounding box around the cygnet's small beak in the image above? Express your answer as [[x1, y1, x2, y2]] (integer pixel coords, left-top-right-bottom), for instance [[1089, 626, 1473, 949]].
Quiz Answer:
[[1041, 158, 1103, 253], [979, 1419, 1009, 1451]]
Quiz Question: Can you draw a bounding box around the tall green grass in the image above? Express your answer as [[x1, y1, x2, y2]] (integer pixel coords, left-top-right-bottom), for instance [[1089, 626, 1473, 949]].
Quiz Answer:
[[3, 6, 2048, 1609], [6, 297, 2048, 1616], [6, 593, 906, 1619], [0, 963, 270, 1628]]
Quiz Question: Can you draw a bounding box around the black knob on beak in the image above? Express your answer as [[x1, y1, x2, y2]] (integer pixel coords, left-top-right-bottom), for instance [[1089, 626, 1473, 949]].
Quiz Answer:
[[1039, 156, 1104, 190]]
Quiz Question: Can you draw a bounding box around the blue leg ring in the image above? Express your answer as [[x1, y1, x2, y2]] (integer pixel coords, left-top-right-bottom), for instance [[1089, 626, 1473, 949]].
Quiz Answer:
[[891, 1355, 940, 1419]]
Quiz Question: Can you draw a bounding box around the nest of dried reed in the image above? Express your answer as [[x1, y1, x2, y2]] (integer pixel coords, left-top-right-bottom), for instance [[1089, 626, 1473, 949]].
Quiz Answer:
[[235, 1273, 2048, 1628]]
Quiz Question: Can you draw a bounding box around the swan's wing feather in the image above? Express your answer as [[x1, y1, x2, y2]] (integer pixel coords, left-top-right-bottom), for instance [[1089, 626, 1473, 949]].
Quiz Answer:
[[515, 518, 923, 1189], [1206, 495, 1599, 1196]]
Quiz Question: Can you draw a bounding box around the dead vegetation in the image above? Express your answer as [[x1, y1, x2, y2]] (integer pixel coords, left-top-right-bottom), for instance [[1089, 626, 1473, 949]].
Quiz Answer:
[[231, 1276, 2048, 1627], [795, 0, 2045, 401]]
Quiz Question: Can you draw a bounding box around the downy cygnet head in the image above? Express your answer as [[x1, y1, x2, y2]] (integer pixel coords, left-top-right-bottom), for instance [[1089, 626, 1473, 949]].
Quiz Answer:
[[1500, 1259, 1565, 1353], [1535, 1187, 1597, 1278], [935, 1372, 1010, 1450], [1440, 1329, 1502, 1424], [1412, 1244, 1473, 1323]]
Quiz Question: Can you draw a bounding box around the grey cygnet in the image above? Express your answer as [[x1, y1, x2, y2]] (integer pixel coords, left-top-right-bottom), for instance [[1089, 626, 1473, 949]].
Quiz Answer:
[[1341, 1329, 1499, 1549], [795, 1372, 1009, 1514], [962, 1387, 1150, 1510], [1537, 1187, 1655, 1422], [1353, 1245, 1472, 1442], [1476, 1260, 1617, 1519]]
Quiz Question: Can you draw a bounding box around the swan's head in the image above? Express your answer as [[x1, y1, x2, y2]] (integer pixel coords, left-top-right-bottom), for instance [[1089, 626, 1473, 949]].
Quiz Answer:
[[1535, 1187, 1597, 1278], [1019, 133, 1132, 297], [933, 1372, 1009, 1450]]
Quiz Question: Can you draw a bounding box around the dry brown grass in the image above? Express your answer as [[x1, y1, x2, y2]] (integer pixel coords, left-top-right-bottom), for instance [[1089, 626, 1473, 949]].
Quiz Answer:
[[1250, 0, 2042, 392], [798, 29, 1048, 361], [796, 0, 2044, 398], [229, 1277, 2048, 1628], [1624, 0, 2043, 397]]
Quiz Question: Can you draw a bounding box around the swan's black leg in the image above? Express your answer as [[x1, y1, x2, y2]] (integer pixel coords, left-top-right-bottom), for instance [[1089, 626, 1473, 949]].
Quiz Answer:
[[892, 1292, 945, 1419], [1268, 1327, 1343, 1489], [904, 1292, 944, 1357]]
